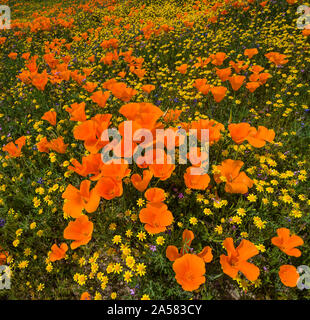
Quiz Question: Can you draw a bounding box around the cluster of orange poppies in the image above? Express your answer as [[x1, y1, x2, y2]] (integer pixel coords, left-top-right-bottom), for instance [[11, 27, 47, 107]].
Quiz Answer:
[[166, 230, 213, 291], [139, 188, 173, 234], [164, 228, 304, 292]]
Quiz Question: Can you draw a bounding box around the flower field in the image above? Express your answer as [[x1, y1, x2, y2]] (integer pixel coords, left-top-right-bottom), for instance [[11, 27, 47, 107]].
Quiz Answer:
[[0, 0, 309, 300]]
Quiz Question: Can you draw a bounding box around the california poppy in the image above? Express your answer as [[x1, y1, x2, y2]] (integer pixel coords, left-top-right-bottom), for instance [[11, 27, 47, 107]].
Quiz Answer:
[[48, 137, 68, 154], [246, 81, 260, 92], [83, 82, 98, 93], [62, 180, 100, 218], [141, 84, 155, 94], [228, 75, 245, 91], [244, 48, 258, 59], [184, 167, 210, 190], [80, 292, 91, 300], [172, 254, 206, 291], [149, 153, 175, 181], [139, 202, 173, 234], [119, 102, 163, 130], [210, 52, 227, 66], [163, 109, 182, 123], [228, 123, 252, 144], [66, 102, 87, 122], [271, 228, 304, 257], [216, 67, 231, 81], [214, 159, 254, 194], [176, 64, 188, 74], [94, 176, 123, 200], [144, 187, 166, 203], [265, 52, 288, 66], [247, 126, 275, 148], [2, 136, 26, 158], [220, 238, 260, 281], [210, 86, 227, 103], [279, 265, 299, 287], [49, 243, 68, 262], [63, 215, 93, 250], [41, 110, 57, 126], [91, 90, 110, 108], [131, 170, 153, 192]]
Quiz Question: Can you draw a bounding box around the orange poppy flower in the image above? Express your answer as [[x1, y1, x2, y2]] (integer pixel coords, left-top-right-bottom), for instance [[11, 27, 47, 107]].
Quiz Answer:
[[8, 52, 17, 60], [131, 170, 153, 192], [302, 29, 310, 36], [99, 162, 131, 181], [62, 180, 100, 218], [163, 109, 182, 123], [132, 68, 146, 79], [144, 187, 166, 203], [119, 102, 163, 130], [166, 245, 182, 261], [210, 86, 227, 102], [41, 110, 57, 126], [83, 68, 93, 76], [214, 159, 254, 194], [141, 84, 155, 94], [49, 243, 68, 262], [139, 202, 173, 234], [271, 228, 304, 257], [118, 71, 126, 78], [91, 90, 110, 108], [190, 119, 224, 145], [193, 78, 207, 90], [210, 52, 227, 66], [83, 82, 98, 93], [244, 48, 258, 59], [228, 122, 252, 144], [279, 265, 299, 287], [184, 167, 210, 190], [109, 82, 137, 102], [220, 238, 260, 281], [68, 154, 103, 179], [176, 64, 188, 74], [66, 102, 87, 122], [31, 70, 48, 91], [149, 153, 175, 181], [265, 52, 288, 66], [229, 75, 245, 91], [48, 137, 68, 154], [250, 65, 264, 74], [197, 246, 213, 263], [80, 292, 91, 300], [194, 57, 210, 68], [258, 72, 271, 85], [73, 114, 112, 153], [2, 136, 26, 158], [246, 81, 260, 92], [216, 67, 232, 81], [36, 137, 50, 153], [172, 254, 206, 291], [0, 248, 8, 265], [22, 52, 31, 60], [63, 215, 93, 250], [94, 176, 123, 200], [246, 126, 275, 148]]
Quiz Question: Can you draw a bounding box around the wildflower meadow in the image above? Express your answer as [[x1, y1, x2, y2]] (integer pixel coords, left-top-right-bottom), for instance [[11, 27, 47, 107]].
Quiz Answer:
[[0, 0, 309, 301]]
